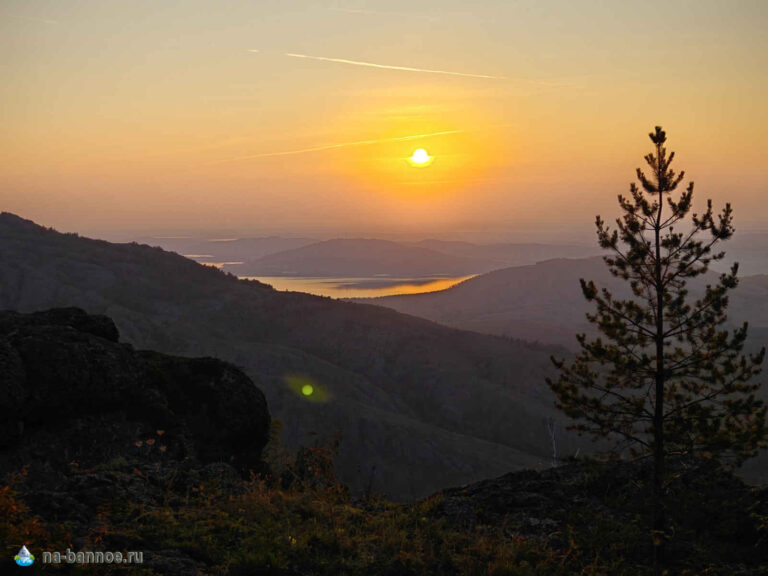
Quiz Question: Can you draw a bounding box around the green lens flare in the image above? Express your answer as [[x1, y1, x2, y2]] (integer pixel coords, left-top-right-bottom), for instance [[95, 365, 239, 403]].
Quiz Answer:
[[283, 374, 330, 403]]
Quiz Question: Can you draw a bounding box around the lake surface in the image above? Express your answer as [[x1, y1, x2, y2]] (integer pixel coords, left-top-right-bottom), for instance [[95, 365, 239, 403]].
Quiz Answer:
[[240, 276, 474, 299]]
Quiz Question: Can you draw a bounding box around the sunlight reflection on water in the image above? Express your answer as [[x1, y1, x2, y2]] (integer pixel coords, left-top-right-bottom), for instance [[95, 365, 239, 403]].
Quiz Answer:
[[239, 275, 474, 299]]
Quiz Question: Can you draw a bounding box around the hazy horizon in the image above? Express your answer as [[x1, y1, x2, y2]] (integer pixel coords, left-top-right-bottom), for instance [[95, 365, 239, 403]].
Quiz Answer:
[[8, 207, 768, 249], [2, 0, 767, 240], [39, 218, 768, 248]]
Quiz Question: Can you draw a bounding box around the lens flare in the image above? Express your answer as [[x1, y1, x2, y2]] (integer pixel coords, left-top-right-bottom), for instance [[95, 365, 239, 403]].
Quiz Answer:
[[284, 374, 330, 403]]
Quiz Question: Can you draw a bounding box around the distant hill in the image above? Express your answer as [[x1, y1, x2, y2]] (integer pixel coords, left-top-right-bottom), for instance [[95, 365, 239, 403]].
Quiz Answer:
[[143, 233, 768, 277], [134, 235, 317, 268], [137, 233, 768, 279], [352, 257, 617, 349], [356, 257, 768, 351], [235, 238, 504, 277], [0, 213, 582, 500], [410, 239, 601, 268], [715, 232, 768, 276]]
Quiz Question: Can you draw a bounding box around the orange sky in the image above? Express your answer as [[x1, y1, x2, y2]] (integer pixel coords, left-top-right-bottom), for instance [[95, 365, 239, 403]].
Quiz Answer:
[[1, 1, 767, 241]]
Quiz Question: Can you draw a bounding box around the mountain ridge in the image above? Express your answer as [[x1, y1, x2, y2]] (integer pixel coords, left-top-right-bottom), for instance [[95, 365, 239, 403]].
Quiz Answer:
[[0, 212, 577, 500], [354, 255, 768, 350]]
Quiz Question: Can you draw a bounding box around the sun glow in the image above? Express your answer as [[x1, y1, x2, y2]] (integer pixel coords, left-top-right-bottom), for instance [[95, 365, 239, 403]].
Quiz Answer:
[[409, 148, 432, 166], [317, 93, 509, 203]]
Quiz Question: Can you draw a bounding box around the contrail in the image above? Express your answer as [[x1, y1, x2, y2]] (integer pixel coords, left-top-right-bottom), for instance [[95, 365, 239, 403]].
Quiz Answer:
[[284, 53, 505, 80], [329, 7, 378, 14], [10, 15, 60, 25], [223, 129, 465, 163]]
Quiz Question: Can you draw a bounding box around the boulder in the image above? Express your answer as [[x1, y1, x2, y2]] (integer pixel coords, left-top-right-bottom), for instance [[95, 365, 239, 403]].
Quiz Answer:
[[0, 307, 270, 474]]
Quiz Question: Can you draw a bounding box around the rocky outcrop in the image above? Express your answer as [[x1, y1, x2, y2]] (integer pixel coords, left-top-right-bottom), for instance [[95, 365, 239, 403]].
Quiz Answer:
[[0, 306, 271, 493], [0, 307, 270, 472], [0, 307, 271, 574], [437, 458, 768, 572]]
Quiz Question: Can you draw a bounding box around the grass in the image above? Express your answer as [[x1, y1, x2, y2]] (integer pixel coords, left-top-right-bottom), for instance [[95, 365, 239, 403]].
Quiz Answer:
[[1, 459, 608, 575], [3, 428, 767, 575]]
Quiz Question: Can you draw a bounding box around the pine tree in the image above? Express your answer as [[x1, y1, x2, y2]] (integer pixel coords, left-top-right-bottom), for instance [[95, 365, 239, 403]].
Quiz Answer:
[[547, 126, 766, 572]]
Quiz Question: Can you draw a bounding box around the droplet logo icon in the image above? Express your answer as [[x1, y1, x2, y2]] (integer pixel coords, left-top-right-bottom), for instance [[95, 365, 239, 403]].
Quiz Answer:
[[14, 545, 34, 567]]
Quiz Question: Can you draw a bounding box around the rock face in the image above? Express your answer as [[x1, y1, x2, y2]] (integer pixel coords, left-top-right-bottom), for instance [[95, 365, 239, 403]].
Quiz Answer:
[[0, 307, 271, 475], [438, 458, 768, 572]]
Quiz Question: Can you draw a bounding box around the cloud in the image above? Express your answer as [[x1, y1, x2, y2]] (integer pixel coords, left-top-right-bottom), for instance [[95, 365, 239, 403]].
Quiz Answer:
[[222, 129, 465, 163], [284, 53, 506, 80]]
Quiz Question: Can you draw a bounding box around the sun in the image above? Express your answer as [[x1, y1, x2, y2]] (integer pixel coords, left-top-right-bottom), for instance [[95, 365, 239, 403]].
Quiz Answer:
[[411, 148, 430, 163], [408, 148, 433, 166]]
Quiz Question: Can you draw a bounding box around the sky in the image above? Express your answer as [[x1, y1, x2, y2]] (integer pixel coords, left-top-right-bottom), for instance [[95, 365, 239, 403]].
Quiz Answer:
[[1, 0, 767, 242]]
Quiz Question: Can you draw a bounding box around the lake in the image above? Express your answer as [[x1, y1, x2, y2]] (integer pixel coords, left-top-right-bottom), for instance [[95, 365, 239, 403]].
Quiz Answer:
[[239, 275, 474, 299]]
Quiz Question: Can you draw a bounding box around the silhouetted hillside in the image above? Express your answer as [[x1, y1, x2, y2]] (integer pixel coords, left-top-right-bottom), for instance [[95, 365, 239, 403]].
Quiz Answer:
[[359, 257, 768, 351], [353, 257, 618, 349], [0, 213, 579, 500]]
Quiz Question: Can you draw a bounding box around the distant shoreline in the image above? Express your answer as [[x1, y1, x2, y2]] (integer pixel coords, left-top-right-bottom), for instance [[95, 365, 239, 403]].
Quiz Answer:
[[239, 275, 474, 299]]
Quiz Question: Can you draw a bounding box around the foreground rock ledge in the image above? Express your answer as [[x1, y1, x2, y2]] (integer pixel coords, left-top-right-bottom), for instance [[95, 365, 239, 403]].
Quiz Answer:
[[0, 307, 271, 476]]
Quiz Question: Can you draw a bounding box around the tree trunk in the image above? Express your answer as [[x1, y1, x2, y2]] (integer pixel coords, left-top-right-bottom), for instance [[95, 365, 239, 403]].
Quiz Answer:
[[652, 165, 666, 576]]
